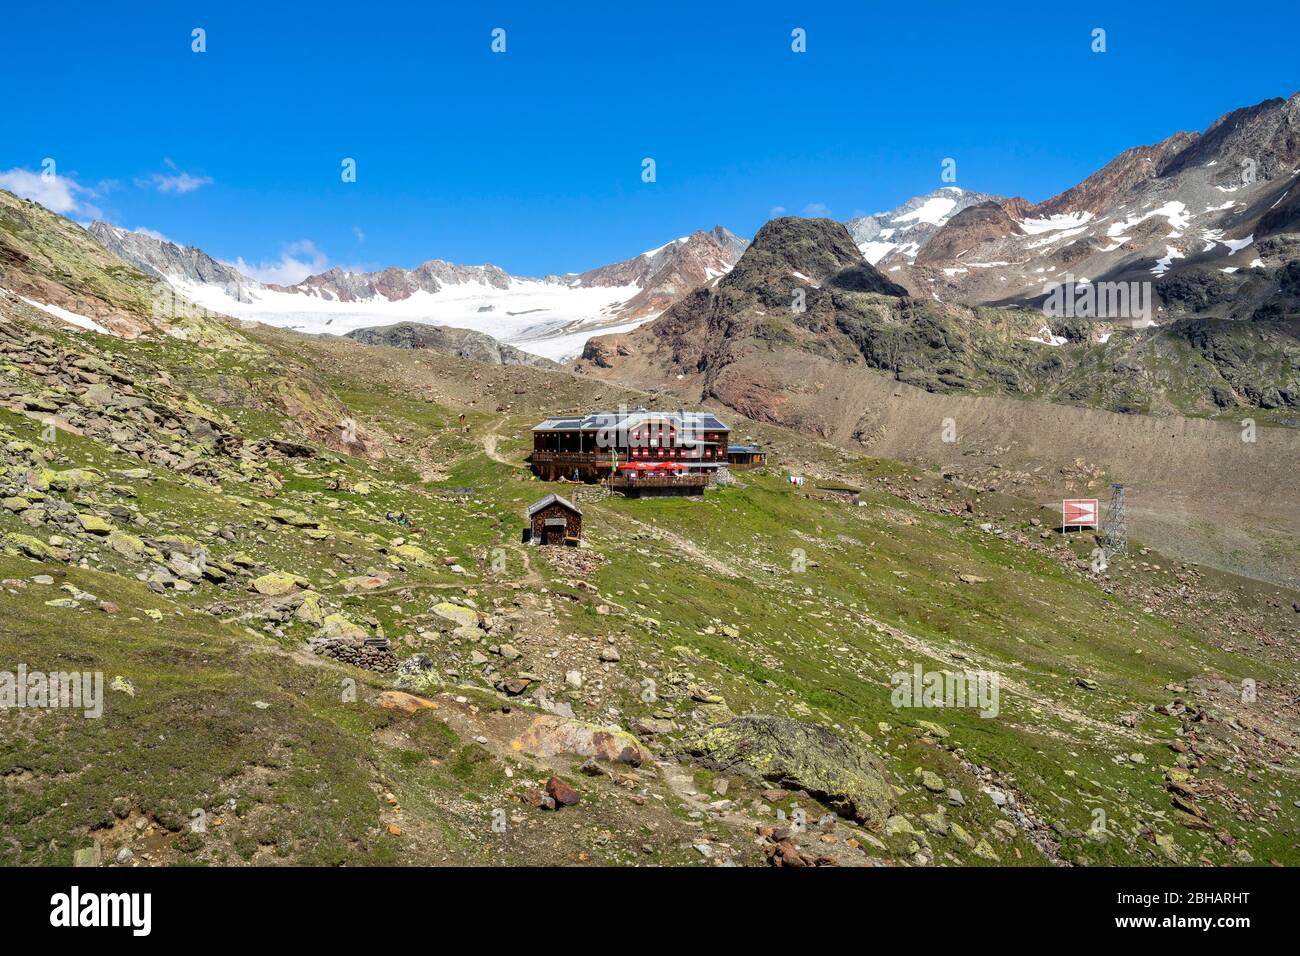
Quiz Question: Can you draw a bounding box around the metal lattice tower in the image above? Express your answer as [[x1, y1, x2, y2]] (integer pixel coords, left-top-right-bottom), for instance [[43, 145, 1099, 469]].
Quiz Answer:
[[1100, 483, 1127, 558]]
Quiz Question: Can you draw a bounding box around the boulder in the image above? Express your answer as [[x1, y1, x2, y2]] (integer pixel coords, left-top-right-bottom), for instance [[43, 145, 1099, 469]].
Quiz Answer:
[[510, 715, 647, 766], [48, 468, 102, 492], [686, 715, 894, 830], [392, 543, 435, 568], [341, 574, 388, 592], [432, 601, 478, 629], [2, 533, 54, 560], [271, 508, 318, 528], [294, 591, 325, 626], [377, 690, 439, 716], [107, 530, 148, 561], [250, 573, 300, 596], [546, 776, 581, 807], [76, 514, 114, 536], [317, 613, 367, 640]]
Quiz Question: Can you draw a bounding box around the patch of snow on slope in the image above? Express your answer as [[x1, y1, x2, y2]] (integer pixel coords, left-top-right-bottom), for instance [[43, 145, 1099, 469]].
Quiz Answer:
[[1019, 212, 1094, 235], [1029, 326, 1068, 346], [858, 240, 899, 264], [512, 314, 661, 362], [1106, 201, 1190, 238], [17, 296, 115, 335], [893, 195, 958, 225], [640, 236, 689, 258], [1026, 226, 1089, 249], [1151, 246, 1185, 276]]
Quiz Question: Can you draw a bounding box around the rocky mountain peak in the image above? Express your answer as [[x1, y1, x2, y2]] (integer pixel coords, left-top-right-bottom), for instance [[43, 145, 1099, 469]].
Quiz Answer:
[[845, 187, 1008, 265], [721, 217, 908, 301], [1031, 131, 1200, 218], [86, 221, 251, 292], [1156, 91, 1300, 181], [731, 217, 864, 283]]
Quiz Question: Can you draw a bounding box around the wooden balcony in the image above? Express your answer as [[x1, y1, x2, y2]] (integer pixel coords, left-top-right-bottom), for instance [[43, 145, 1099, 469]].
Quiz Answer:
[[608, 473, 709, 493], [529, 450, 610, 466]]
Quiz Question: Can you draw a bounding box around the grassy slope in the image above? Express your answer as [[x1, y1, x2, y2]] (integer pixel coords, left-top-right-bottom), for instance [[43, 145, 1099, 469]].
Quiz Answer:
[[1, 316, 1296, 867]]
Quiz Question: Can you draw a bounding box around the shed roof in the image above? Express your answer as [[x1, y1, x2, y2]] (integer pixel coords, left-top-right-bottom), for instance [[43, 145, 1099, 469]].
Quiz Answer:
[[728, 444, 764, 454], [526, 493, 582, 518]]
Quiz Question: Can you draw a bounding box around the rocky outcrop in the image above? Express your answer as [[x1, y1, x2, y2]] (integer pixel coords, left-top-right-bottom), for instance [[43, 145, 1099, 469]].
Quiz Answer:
[[845, 187, 1008, 265], [0, 189, 239, 343], [87, 222, 251, 292], [687, 716, 894, 829], [511, 715, 648, 766], [915, 199, 1029, 265], [1033, 131, 1199, 218], [576, 226, 748, 319], [345, 322, 558, 368], [580, 214, 1300, 430]]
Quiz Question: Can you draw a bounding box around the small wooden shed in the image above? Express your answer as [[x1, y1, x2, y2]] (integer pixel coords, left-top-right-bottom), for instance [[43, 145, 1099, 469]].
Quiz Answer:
[[526, 493, 582, 546], [727, 444, 767, 469]]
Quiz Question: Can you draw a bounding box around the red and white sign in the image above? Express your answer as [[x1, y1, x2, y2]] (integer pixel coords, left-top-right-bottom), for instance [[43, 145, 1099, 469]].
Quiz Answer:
[[1062, 498, 1099, 529]]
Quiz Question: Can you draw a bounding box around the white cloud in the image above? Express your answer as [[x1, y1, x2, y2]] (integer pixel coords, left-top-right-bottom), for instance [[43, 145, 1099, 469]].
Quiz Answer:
[[352, 225, 366, 244], [229, 240, 328, 285], [802, 202, 831, 216], [0, 167, 102, 218], [142, 158, 213, 194], [769, 205, 787, 216]]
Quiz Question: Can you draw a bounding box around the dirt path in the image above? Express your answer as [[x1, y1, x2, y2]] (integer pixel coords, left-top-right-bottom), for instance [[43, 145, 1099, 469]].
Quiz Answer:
[[482, 420, 517, 467], [615, 513, 744, 580]]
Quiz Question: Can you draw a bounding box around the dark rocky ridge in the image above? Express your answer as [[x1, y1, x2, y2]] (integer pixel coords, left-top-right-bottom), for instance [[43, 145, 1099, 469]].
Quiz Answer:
[[344, 322, 558, 368]]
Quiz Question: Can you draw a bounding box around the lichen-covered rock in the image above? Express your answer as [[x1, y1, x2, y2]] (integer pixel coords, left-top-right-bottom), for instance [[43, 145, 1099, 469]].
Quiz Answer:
[[686, 715, 894, 830], [271, 508, 318, 528], [295, 591, 325, 626], [317, 613, 367, 640], [154, 534, 200, 556], [48, 468, 102, 492], [107, 530, 147, 561], [250, 572, 300, 596], [377, 690, 439, 715], [3, 532, 54, 560], [76, 513, 114, 535], [432, 601, 478, 629], [392, 543, 434, 568]]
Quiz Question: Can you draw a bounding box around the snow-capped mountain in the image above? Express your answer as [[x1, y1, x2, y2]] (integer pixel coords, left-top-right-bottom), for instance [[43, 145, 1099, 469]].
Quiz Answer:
[[844, 187, 1006, 264], [88, 225, 747, 361], [891, 93, 1300, 318]]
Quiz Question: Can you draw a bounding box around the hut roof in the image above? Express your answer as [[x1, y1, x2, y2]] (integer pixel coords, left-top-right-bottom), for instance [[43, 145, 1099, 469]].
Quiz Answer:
[[526, 493, 582, 518], [532, 409, 729, 433]]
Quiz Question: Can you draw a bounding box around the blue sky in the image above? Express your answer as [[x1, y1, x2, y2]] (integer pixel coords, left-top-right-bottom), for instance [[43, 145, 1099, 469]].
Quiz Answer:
[[3, 0, 1296, 279]]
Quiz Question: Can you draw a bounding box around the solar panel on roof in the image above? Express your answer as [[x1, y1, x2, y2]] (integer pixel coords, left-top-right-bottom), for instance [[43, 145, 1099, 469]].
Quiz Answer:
[[533, 410, 729, 430]]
